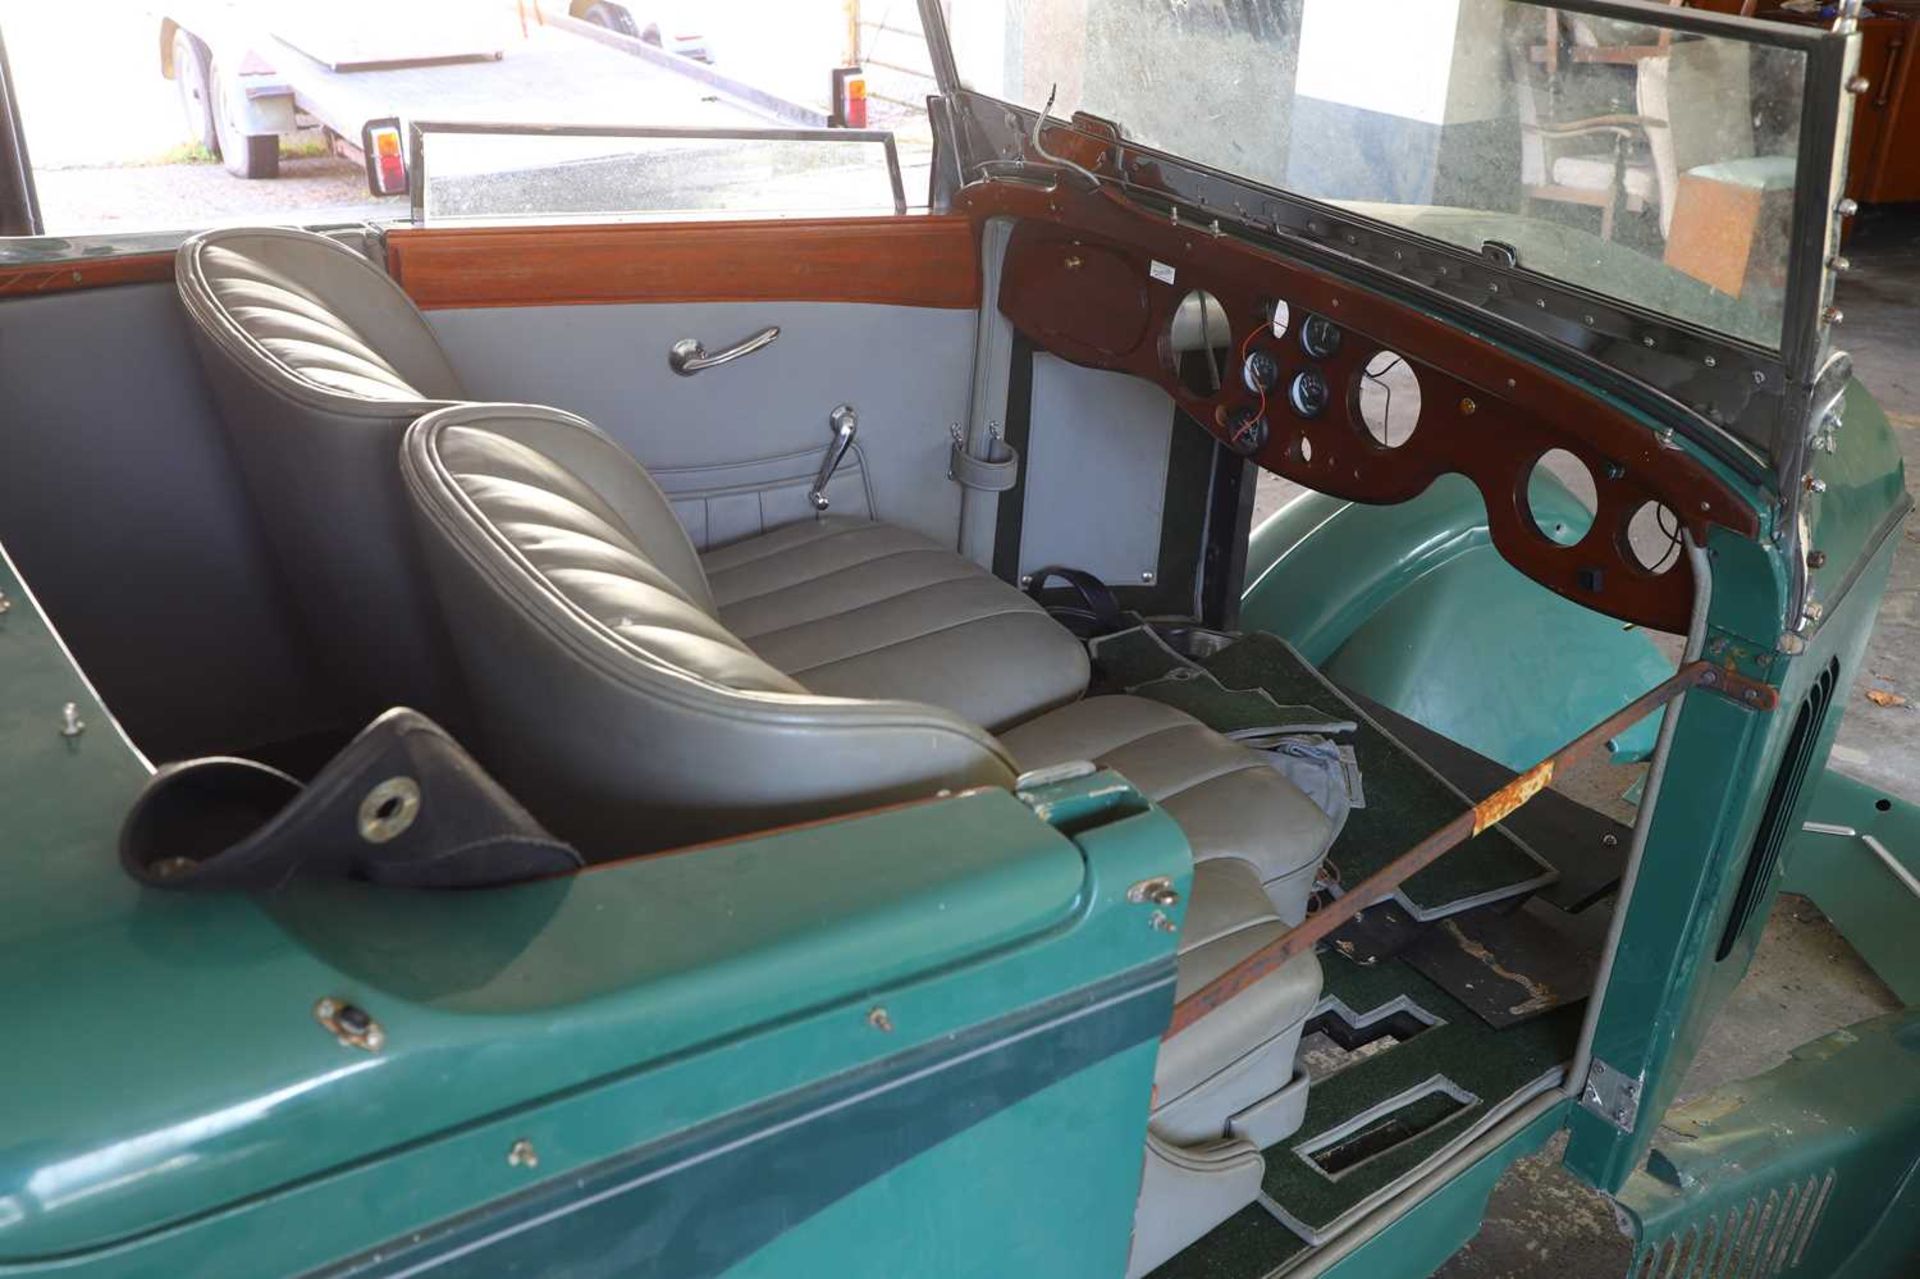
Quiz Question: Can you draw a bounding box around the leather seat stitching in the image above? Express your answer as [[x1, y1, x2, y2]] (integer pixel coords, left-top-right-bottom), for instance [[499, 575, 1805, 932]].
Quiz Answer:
[[781, 607, 1065, 677], [722, 567, 988, 641], [702, 520, 887, 574], [711, 547, 963, 611]]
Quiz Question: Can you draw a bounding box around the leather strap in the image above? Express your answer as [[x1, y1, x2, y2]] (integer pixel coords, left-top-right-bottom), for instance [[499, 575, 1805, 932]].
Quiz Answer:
[[948, 433, 1020, 492], [1025, 565, 1127, 638]]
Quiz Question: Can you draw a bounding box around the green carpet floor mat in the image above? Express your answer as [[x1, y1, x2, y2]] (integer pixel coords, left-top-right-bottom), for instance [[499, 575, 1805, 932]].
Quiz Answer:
[[1156, 955, 1582, 1276], [1263, 955, 1580, 1244], [1089, 628, 1557, 919]]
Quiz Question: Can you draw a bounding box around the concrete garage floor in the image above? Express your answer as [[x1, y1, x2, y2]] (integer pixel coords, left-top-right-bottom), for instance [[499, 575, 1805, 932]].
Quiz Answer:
[[1250, 209, 1916, 1277]]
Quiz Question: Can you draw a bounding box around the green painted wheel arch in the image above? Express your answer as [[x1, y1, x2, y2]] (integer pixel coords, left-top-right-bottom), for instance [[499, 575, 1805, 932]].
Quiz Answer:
[[1241, 473, 1673, 770]]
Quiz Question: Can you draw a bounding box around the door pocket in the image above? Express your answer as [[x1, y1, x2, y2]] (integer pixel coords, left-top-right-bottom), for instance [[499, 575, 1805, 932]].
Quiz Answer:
[[651, 444, 875, 550]]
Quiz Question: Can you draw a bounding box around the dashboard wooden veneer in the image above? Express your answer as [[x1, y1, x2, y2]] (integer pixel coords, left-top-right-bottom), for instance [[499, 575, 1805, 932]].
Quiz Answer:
[[962, 181, 1756, 633]]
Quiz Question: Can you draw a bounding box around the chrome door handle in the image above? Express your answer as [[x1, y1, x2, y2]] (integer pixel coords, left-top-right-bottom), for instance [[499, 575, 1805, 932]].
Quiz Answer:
[[668, 325, 779, 375]]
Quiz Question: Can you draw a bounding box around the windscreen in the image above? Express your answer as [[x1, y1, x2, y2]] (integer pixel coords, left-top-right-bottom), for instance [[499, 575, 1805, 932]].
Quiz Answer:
[[946, 0, 1810, 349]]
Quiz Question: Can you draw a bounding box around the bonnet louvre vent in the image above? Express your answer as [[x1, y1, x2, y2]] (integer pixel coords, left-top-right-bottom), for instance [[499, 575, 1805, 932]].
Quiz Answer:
[[1628, 1170, 1837, 1279], [1715, 661, 1837, 962]]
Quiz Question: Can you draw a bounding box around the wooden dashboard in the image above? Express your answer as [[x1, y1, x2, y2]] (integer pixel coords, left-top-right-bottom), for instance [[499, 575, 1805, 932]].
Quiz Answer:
[[958, 181, 1756, 634]]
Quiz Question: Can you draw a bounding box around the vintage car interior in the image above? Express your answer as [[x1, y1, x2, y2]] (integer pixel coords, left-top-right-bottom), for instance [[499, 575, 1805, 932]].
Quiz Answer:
[[0, 188, 1762, 1272], [4, 3, 1905, 1274]]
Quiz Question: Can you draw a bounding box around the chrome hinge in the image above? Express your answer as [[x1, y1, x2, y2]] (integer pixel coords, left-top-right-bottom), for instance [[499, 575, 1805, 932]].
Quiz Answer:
[[1580, 1057, 1644, 1133]]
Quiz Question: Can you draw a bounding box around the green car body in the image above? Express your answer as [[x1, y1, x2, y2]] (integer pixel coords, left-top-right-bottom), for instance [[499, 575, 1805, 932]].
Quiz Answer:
[[2, 2, 1917, 1275]]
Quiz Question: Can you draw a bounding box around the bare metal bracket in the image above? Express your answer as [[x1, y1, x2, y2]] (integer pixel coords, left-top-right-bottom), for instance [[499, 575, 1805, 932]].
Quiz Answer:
[[1580, 1056, 1645, 1133]]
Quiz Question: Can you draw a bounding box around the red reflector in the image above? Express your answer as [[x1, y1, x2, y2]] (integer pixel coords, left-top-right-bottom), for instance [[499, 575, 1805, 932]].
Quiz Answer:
[[378, 153, 406, 190], [844, 77, 868, 129]]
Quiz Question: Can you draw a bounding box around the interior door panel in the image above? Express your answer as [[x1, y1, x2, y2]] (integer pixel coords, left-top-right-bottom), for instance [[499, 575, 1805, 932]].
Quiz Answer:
[[392, 216, 984, 550], [423, 299, 977, 548]]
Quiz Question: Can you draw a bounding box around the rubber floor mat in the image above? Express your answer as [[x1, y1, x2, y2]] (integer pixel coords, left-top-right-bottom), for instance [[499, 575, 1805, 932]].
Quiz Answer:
[[1090, 628, 1557, 920]]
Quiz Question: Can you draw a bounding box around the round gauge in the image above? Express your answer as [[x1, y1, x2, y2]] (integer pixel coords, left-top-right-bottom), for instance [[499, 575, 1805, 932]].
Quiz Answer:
[[1224, 408, 1269, 457], [1299, 313, 1342, 360], [1242, 348, 1282, 395], [1289, 369, 1331, 418]]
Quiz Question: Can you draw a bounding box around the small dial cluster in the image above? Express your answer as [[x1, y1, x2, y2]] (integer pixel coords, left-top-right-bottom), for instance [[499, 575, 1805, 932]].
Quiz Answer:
[[1288, 313, 1340, 420]]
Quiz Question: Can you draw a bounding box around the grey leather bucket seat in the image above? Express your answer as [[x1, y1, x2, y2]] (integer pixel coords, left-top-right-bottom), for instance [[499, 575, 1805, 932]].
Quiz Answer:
[[177, 226, 1087, 732], [402, 403, 1329, 1273]]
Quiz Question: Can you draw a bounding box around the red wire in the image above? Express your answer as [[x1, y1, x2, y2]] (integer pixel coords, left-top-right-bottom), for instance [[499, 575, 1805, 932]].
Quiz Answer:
[[1231, 323, 1268, 448]]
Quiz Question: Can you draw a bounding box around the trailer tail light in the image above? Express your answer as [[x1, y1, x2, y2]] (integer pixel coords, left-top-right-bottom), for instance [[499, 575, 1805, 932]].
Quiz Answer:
[[831, 67, 868, 129], [361, 118, 408, 197]]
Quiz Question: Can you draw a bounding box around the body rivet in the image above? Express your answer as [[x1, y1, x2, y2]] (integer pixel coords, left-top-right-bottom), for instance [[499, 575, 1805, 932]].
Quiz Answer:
[[508, 1139, 539, 1168], [59, 702, 84, 738], [868, 1006, 895, 1033]]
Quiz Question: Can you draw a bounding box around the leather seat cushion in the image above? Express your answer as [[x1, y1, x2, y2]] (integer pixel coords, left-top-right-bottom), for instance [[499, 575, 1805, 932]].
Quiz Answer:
[[704, 517, 1090, 732], [1153, 857, 1321, 1143], [1000, 695, 1332, 918]]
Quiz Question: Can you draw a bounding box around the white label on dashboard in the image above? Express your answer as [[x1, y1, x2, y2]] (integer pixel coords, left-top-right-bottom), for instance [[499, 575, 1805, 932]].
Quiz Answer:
[[1149, 259, 1176, 285]]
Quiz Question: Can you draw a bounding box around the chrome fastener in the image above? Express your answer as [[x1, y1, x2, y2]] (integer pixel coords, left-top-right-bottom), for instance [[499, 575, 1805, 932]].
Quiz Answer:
[[508, 1138, 539, 1169], [867, 1006, 894, 1033], [1128, 876, 1181, 907], [59, 702, 84, 738], [315, 997, 385, 1052]]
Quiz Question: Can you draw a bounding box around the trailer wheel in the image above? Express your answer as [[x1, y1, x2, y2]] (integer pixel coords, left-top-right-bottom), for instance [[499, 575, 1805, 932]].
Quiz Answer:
[[580, 3, 641, 38], [172, 30, 218, 155], [210, 59, 279, 180]]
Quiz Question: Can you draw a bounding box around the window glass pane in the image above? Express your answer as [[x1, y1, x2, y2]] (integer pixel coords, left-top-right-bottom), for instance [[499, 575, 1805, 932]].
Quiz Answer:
[[0, 0, 933, 236], [418, 130, 902, 223], [947, 0, 1809, 348]]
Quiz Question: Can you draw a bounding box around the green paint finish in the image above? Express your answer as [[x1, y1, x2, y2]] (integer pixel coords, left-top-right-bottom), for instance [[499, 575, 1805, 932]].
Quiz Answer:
[[1783, 770, 1920, 1005], [1565, 529, 1898, 1193], [1804, 381, 1913, 627], [1320, 547, 1671, 770], [0, 535, 1194, 1275], [1618, 1012, 1920, 1278], [1242, 475, 1673, 770], [726, 1040, 1163, 1279]]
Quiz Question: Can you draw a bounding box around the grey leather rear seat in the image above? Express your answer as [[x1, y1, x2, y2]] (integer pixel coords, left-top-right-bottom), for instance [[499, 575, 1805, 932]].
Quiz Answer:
[[176, 225, 1086, 731], [402, 403, 1329, 1274]]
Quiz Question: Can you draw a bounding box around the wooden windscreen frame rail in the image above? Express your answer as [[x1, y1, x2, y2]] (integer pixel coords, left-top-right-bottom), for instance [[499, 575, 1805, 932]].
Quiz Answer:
[[386, 215, 983, 311], [1164, 659, 1770, 1040]]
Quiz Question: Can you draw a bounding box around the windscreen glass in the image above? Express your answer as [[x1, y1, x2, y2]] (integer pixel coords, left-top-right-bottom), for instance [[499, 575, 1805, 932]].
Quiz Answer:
[[947, 0, 1809, 348]]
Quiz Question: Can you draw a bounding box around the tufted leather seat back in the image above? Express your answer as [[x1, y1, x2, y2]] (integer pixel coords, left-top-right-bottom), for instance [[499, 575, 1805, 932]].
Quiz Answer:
[[177, 226, 469, 723], [403, 403, 1017, 856]]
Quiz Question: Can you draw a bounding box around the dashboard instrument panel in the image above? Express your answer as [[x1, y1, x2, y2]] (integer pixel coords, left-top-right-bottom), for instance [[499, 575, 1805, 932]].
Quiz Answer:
[[958, 180, 1756, 634]]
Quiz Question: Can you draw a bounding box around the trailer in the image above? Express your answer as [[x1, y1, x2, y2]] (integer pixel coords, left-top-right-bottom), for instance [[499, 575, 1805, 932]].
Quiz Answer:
[[151, 1, 810, 185]]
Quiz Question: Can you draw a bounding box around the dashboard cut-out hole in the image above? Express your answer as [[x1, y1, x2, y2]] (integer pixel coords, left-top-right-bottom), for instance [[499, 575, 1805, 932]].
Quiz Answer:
[[1291, 434, 1314, 464], [1269, 298, 1292, 340], [1528, 449, 1597, 545], [1626, 501, 1683, 574], [1357, 350, 1420, 448], [1170, 289, 1232, 397]]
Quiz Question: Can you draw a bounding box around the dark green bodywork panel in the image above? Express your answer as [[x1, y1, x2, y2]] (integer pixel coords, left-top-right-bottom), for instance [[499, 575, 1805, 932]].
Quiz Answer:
[[1619, 1012, 1920, 1278], [0, 545, 1188, 1276], [1242, 473, 1672, 770], [1783, 770, 1920, 1005], [1565, 382, 1910, 1192]]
